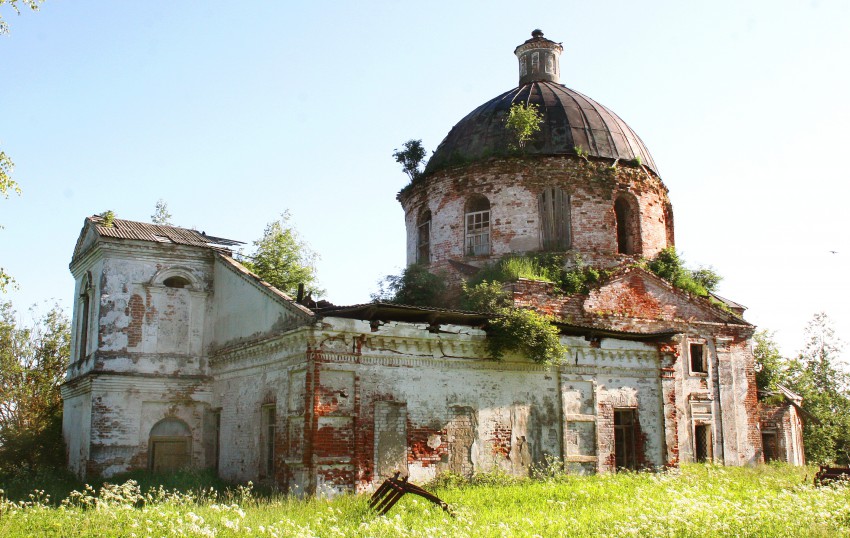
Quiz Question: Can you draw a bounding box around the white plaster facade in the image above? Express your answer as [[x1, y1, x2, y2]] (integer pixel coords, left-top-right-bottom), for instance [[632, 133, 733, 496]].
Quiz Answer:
[[62, 29, 804, 494], [62, 215, 789, 495]]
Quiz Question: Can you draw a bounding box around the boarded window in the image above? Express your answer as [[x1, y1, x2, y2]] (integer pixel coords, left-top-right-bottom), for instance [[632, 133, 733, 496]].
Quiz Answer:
[[538, 187, 571, 250], [149, 418, 191, 472], [690, 343, 707, 374], [465, 196, 491, 256], [417, 210, 431, 264], [374, 402, 408, 478], [531, 51, 540, 73], [262, 404, 276, 478], [613, 409, 637, 470], [694, 424, 712, 462]]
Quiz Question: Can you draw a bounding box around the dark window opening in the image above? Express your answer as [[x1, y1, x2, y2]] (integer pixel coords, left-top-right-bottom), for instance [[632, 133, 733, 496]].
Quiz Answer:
[[690, 343, 707, 374], [614, 409, 637, 470], [694, 424, 712, 462], [417, 210, 431, 264], [78, 276, 92, 361], [614, 196, 637, 255], [763, 432, 779, 462], [538, 187, 571, 250], [465, 195, 491, 256], [164, 276, 191, 288]]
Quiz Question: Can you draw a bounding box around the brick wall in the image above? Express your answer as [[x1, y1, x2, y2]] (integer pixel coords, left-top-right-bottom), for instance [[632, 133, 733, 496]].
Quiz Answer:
[[399, 155, 672, 269]]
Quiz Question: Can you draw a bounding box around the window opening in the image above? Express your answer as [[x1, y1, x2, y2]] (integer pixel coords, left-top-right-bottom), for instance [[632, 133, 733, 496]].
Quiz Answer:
[[531, 52, 540, 73], [262, 405, 276, 478], [417, 210, 431, 264], [690, 343, 707, 374], [613, 409, 637, 470], [163, 276, 191, 288], [538, 187, 571, 250], [762, 432, 779, 462], [694, 424, 712, 462], [465, 196, 491, 256], [614, 196, 636, 255], [78, 275, 92, 361]]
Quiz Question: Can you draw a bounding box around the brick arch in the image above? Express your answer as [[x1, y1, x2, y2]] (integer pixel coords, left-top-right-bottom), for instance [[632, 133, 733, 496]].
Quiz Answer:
[[150, 266, 201, 291], [614, 193, 642, 256]]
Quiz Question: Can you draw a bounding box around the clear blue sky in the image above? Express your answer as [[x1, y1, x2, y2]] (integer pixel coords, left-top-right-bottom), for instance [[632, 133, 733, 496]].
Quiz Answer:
[[1, 0, 848, 357]]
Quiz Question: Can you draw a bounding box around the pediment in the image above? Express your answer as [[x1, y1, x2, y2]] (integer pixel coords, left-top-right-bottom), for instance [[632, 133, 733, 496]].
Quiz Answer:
[[583, 267, 747, 326], [70, 218, 100, 269]]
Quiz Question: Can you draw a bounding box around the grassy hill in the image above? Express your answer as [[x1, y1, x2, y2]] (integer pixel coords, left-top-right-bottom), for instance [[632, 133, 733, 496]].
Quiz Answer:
[[1, 464, 847, 537]]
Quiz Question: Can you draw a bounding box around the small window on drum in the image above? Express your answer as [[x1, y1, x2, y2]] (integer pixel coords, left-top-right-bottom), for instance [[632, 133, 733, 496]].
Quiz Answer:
[[417, 210, 431, 264], [163, 276, 191, 289], [465, 195, 491, 256]]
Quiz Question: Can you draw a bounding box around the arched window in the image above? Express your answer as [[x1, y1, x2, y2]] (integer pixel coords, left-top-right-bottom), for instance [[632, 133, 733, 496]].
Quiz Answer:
[[465, 195, 491, 256], [614, 195, 640, 255], [77, 272, 93, 361], [538, 187, 571, 250], [417, 209, 431, 264], [163, 275, 191, 288], [149, 418, 191, 472]]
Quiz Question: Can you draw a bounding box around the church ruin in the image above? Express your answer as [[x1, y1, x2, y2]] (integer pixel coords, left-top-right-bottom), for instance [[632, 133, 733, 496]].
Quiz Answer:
[[62, 30, 804, 495]]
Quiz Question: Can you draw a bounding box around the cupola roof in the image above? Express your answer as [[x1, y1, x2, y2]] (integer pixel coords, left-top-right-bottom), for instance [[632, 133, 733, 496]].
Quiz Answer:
[[425, 31, 658, 176]]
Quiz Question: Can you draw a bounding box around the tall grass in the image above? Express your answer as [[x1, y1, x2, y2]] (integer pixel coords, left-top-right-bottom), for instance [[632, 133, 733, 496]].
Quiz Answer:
[[1, 464, 847, 537]]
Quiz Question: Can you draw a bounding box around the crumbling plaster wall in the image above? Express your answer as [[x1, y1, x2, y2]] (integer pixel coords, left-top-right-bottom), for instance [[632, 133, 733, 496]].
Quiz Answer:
[[88, 246, 214, 374], [80, 376, 212, 477], [209, 256, 311, 352], [210, 331, 309, 485], [65, 242, 218, 478], [399, 156, 672, 268], [212, 317, 672, 496]]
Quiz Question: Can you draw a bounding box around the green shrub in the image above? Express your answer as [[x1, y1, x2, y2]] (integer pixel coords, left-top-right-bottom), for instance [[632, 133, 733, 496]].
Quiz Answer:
[[486, 307, 567, 364], [372, 264, 447, 307], [644, 247, 721, 297], [460, 280, 510, 313]]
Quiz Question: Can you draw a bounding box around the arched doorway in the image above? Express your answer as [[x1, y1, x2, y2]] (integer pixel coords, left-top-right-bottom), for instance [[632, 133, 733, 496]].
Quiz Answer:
[[149, 418, 192, 472]]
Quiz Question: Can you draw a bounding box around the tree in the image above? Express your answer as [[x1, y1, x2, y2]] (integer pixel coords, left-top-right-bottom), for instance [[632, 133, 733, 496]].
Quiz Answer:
[[0, 0, 42, 35], [505, 102, 543, 150], [151, 199, 173, 226], [0, 301, 70, 472], [392, 139, 427, 183], [372, 264, 447, 307], [241, 211, 322, 298], [753, 329, 785, 392], [782, 313, 850, 464], [0, 149, 21, 292]]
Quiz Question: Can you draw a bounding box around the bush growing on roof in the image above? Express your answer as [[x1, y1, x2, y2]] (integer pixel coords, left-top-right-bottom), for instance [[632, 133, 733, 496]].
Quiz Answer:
[[372, 264, 447, 308]]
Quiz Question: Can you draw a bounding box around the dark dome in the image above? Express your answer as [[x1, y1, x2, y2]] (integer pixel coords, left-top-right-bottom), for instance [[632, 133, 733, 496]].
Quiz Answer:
[[425, 81, 659, 176]]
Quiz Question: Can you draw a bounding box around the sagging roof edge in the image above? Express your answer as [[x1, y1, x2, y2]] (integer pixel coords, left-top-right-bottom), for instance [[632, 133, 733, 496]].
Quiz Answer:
[[314, 302, 680, 342], [214, 253, 315, 319]]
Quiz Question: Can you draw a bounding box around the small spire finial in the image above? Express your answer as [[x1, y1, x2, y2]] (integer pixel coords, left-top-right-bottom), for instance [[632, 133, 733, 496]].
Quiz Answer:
[[532, 29, 544, 38]]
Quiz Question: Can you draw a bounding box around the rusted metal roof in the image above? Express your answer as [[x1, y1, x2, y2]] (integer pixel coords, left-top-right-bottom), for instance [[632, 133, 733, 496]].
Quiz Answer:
[[425, 81, 658, 176], [315, 302, 679, 341], [88, 215, 243, 248]]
